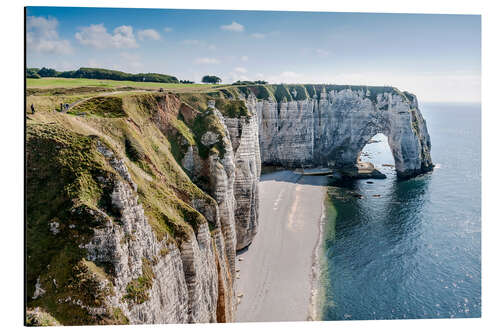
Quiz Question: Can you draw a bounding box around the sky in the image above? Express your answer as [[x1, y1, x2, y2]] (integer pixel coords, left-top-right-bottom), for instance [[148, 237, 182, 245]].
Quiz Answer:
[[26, 7, 481, 102]]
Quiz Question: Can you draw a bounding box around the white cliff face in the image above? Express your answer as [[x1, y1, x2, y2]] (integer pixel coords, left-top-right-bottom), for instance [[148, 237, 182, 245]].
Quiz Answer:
[[79, 142, 233, 324], [183, 104, 261, 251], [179, 224, 218, 323], [179, 108, 239, 319], [254, 88, 433, 178], [221, 100, 261, 250], [207, 110, 238, 270], [255, 97, 315, 166], [82, 145, 190, 324]]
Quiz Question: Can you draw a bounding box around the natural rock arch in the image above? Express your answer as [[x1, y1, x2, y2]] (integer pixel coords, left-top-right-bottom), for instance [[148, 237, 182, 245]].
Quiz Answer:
[[317, 93, 433, 178], [253, 87, 434, 179]]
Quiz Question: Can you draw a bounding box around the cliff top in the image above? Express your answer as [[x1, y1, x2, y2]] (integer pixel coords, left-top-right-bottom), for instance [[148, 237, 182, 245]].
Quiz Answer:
[[27, 78, 416, 105]]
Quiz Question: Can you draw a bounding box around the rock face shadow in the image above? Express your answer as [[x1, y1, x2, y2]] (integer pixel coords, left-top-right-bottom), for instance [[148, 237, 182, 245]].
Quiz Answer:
[[260, 170, 330, 187]]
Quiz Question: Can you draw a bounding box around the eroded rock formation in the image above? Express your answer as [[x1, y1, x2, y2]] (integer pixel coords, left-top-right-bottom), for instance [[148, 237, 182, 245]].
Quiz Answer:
[[254, 87, 433, 178], [222, 109, 261, 250]]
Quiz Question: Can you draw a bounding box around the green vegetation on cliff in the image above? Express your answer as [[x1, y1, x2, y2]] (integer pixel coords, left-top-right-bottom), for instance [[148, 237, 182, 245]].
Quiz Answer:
[[26, 308, 62, 326], [26, 90, 232, 325], [285, 85, 309, 100], [26, 123, 119, 325], [215, 98, 250, 118], [191, 110, 227, 159], [27, 74, 410, 106], [70, 96, 126, 117], [270, 84, 293, 102], [123, 258, 155, 305], [231, 85, 272, 100]]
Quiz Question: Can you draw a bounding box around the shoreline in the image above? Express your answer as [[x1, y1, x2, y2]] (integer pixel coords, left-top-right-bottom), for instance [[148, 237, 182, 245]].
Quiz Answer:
[[235, 171, 328, 322], [307, 189, 327, 321]]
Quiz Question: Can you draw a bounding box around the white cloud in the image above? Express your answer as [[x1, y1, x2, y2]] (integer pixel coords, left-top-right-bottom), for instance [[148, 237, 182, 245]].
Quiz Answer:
[[164, 27, 173, 32], [195, 57, 220, 64], [138, 29, 161, 41], [234, 67, 247, 73], [112, 26, 138, 48], [75, 24, 138, 49], [220, 21, 244, 32], [241, 55, 249, 61], [26, 16, 73, 54]]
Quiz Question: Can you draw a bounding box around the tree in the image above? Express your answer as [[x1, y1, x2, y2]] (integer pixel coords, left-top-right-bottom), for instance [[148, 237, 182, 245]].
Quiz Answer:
[[201, 75, 221, 84], [26, 68, 41, 79], [37, 67, 60, 77]]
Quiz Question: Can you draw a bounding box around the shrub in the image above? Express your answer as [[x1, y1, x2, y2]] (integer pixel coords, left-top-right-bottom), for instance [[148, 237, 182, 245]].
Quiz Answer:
[[201, 75, 221, 84]]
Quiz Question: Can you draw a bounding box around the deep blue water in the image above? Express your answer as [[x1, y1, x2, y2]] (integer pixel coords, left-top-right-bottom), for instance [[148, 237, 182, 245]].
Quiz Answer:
[[321, 103, 481, 320]]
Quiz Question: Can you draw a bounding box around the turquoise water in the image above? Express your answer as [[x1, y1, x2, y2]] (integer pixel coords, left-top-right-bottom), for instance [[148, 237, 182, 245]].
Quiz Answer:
[[321, 103, 481, 320]]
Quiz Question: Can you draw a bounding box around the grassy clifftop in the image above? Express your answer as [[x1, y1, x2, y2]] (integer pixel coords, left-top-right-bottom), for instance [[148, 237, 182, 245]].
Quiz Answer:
[[27, 78, 414, 104]]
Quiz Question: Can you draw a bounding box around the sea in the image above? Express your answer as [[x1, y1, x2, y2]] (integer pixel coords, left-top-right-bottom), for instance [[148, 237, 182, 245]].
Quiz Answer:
[[321, 102, 481, 320]]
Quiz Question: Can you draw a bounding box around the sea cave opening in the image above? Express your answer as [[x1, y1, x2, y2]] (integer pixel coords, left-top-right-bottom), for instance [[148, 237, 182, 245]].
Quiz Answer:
[[357, 133, 396, 178]]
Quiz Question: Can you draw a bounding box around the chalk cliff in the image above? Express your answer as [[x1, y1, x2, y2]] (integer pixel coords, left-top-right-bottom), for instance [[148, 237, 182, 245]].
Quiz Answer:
[[26, 93, 253, 325], [222, 109, 261, 250], [26, 83, 432, 326], [253, 85, 433, 179]]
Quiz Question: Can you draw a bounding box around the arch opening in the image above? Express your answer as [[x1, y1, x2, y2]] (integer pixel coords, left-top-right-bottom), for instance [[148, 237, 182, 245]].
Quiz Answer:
[[356, 133, 396, 179]]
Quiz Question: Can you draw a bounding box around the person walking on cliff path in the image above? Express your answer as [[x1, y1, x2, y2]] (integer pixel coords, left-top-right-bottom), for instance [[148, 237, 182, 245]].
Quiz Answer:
[[30, 104, 35, 114]]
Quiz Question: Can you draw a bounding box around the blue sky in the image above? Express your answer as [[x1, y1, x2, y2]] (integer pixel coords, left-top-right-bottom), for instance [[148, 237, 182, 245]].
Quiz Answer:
[[26, 7, 480, 102]]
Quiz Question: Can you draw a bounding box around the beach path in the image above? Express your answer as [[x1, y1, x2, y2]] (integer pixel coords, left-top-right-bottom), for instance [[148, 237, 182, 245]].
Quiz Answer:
[[235, 170, 327, 322]]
